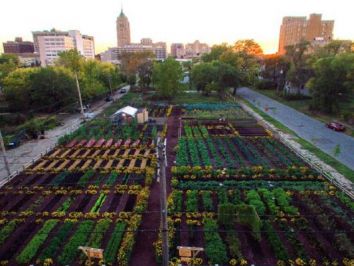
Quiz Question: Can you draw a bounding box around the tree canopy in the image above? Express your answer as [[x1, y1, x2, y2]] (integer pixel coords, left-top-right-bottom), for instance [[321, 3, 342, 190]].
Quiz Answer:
[[307, 52, 354, 114], [152, 58, 183, 99]]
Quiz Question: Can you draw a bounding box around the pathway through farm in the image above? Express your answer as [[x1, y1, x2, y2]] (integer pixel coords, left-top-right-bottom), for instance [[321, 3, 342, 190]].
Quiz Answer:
[[130, 107, 180, 265]]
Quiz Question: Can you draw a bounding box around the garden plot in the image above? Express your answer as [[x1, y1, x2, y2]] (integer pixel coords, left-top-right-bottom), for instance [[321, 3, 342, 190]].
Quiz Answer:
[[0, 133, 155, 266], [159, 102, 354, 266], [182, 103, 251, 120]]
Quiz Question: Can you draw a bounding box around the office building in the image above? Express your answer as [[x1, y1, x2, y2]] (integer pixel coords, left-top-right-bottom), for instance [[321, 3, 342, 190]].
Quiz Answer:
[[117, 9, 131, 47], [32, 29, 95, 66], [278, 13, 334, 54]]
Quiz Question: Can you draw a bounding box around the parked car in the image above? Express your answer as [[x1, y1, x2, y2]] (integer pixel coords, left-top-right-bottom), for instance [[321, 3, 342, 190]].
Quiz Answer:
[[327, 121, 345, 132], [120, 88, 127, 94], [105, 95, 113, 102]]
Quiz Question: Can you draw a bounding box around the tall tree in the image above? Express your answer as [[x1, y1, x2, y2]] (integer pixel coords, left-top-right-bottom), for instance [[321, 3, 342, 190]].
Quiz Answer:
[[152, 58, 183, 99], [2, 68, 36, 111], [213, 61, 240, 98], [190, 62, 216, 94], [138, 60, 153, 88], [0, 54, 20, 87], [202, 43, 230, 62], [120, 51, 154, 77], [233, 39, 263, 56], [307, 53, 354, 114], [285, 41, 312, 93], [56, 49, 85, 114], [30, 67, 76, 112]]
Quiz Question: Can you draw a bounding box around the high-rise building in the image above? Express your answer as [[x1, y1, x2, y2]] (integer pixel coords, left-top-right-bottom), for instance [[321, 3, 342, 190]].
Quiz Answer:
[[116, 9, 131, 47], [32, 29, 95, 66], [3, 37, 34, 54], [278, 13, 334, 54], [185, 40, 210, 58], [170, 43, 185, 58]]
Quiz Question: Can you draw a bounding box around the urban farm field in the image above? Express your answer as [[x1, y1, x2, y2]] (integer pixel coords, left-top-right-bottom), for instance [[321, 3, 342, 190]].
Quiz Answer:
[[0, 109, 164, 265], [158, 103, 354, 266]]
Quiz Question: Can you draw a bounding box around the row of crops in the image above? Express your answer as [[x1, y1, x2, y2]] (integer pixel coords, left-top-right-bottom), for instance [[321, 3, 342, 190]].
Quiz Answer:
[[159, 103, 354, 266], [0, 103, 159, 265]]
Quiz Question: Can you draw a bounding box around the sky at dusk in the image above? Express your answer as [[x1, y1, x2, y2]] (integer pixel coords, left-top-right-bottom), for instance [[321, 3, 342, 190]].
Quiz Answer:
[[0, 0, 353, 54]]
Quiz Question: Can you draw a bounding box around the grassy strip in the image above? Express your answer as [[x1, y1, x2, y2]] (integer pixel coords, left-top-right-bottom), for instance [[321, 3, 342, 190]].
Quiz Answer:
[[242, 98, 354, 181]]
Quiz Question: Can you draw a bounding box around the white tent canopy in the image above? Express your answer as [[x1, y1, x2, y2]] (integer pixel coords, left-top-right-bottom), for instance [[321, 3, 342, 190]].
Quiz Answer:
[[113, 106, 138, 117]]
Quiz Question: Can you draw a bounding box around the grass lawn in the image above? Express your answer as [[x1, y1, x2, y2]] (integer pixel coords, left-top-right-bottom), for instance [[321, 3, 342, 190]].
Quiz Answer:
[[242, 98, 354, 182], [171, 91, 224, 105], [253, 88, 354, 137]]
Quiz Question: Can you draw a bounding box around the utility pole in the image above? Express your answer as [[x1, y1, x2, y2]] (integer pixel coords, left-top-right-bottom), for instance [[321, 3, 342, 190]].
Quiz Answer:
[[108, 75, 113, 97], [0, 130, 11, 179], [75, 72, 85, 120], [158, 138, 169, 266]]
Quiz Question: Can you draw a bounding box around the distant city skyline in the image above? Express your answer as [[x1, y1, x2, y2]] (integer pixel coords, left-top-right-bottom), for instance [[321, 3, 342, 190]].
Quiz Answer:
[[1, 0, 353, 54]]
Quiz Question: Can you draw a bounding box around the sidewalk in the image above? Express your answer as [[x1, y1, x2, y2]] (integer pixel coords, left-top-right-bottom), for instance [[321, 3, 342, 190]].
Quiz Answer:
[[0, 85, 130, 181]]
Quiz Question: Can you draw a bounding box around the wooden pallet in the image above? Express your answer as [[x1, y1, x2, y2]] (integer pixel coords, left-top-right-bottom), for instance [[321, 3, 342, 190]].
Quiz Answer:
[[123, 149, 130, 157], [60, 149, 73, 159], [70, 148, 82, 158], [116, 159, 125, 169], [112, 149, 120, 158], [91, 150, 101, 158], [81, 159, 93, 171], [140, 159, 147, 169], [49, 148, 62, 158], [68, 159, 82, 171], [81, 149, 92, 159], [56, 160, 70, 171], [105, 159, 114, 170], [93, 159, 103, 170], [32, 160, 48, 171], [45, 160, 60, 171], [128, 159, 136, 169]]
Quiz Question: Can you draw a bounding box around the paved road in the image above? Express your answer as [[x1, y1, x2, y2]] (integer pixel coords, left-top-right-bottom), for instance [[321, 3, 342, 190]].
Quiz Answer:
[[0, 85, 130, 181], [238, 87, 354, 171]]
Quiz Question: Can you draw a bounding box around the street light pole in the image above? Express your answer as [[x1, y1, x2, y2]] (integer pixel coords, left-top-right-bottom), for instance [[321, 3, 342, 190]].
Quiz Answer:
[[158, 138, 169, 266], [0, 130, 11, 179]]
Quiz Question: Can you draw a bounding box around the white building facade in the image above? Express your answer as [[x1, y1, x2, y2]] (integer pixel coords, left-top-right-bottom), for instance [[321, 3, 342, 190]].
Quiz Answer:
[[32, 29, 95, 66]]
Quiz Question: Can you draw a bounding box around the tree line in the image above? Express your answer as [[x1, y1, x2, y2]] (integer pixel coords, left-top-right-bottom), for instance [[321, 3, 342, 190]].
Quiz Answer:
[[0, 50, 123, 113]]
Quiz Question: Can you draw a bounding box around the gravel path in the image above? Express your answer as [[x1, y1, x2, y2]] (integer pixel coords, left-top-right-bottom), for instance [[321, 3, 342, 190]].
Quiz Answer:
[[238, 87, 354, 171], [0, 86, 130, 182]]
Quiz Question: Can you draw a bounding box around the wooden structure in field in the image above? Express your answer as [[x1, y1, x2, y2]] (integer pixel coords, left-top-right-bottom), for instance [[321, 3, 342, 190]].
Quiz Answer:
[[78, 246, 103, 264], [177, 246, 204, 264]]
